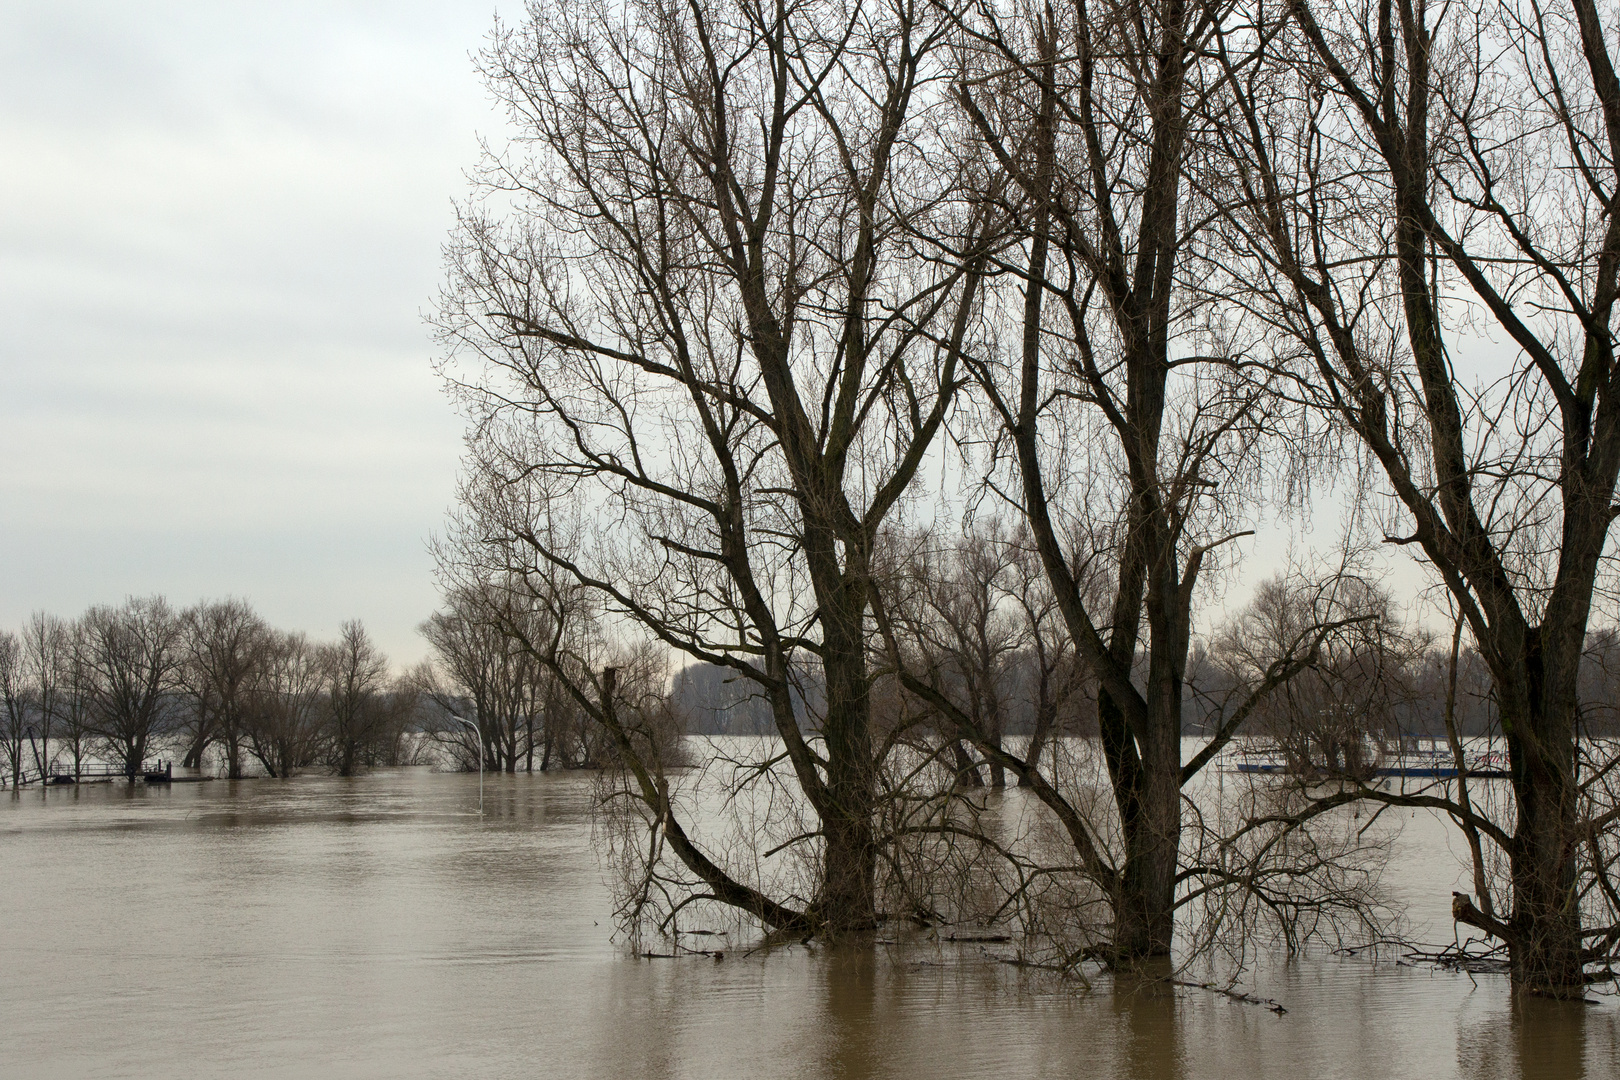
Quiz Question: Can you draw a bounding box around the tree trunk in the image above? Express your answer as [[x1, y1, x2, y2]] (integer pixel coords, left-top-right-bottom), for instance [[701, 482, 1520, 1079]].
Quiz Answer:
[[1114, 730, 1181, 959], [985, 702, 1006, 789], [1503, 688, 1583, 996], [816, 627, 877, 935], [1021, 692, 1056, 784], [1112, 646, 1183, 961], [951, 740, 984, 787], [183, 731, 207, 770]]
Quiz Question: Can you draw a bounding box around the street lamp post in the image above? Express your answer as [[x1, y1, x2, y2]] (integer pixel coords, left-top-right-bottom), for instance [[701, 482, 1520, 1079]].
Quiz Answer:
[[451, 715, 484, 816]]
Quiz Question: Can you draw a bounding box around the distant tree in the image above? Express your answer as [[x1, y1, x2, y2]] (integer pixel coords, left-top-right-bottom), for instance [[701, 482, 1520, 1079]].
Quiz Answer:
[[669, 663, 776, 737], [244, 631, 326, 778], [19, 613, 68, 780], [180, 600, 270, 778], [895, 523, 1101, 787], [1002, 540, 1095, 780], [0, 631, 27, 786], [890, 521, 1025, 788], [417, 582, 546, 773], [1215, 576, 1429, 780], [78, 597, 184, 777], [54, 619, 95, 781], [320, 621, 392, 777], [1579, 629, 1620, 737]]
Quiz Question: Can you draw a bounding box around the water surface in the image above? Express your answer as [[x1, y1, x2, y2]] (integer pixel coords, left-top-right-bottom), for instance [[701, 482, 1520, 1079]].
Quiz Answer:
[[3, 767, 1614, 1078]]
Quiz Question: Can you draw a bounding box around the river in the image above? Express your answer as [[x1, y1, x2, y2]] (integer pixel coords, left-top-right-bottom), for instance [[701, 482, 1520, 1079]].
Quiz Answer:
[[2, 760, 1616, 1078]]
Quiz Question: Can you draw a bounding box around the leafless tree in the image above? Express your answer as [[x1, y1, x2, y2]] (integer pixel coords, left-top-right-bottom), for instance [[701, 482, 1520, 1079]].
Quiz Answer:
[[53, 619, 95, 781], [887, 521, 1026, 788], [1207, 0, 1620, 995], [180, 599, 270, 778], [319, 620, 393, 777], [878, 0, 1366, 967], [1002, 536, 1097, 781], [243, 631, 326, 778], [1214, 575, 1430, 780], [78, 597, 185, 777], [417, 582, 549, 773], [0, 631, 26, 787], [19, 613, 69, 781], [882, 520, 1097, 788], [436, 0, 994, 935]]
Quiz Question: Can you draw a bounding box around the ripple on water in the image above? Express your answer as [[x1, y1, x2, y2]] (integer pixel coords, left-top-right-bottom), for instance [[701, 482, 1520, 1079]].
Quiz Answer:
[[3, 766, 1616, 1080]]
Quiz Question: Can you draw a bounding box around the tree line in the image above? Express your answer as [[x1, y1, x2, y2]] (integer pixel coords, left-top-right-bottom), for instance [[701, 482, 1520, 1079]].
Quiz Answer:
[[0, 598, 417, 783], [676, 557, 1620, 750], [0, 590, 658, 787], [430, 0, 1620, 997]]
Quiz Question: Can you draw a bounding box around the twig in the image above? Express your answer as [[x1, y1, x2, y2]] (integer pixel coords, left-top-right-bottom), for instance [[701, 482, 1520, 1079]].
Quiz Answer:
[[1171, 979, 1289, 1014]]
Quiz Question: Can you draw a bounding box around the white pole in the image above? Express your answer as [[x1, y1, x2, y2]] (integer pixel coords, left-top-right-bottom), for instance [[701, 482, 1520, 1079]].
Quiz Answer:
[[452, 715, 484, 816]]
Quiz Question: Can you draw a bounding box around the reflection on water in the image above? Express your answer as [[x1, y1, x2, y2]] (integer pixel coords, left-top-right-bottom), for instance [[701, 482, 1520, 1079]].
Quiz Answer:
[[2, 767, 1615, 1079], [1458, 994, 1593, 1080]]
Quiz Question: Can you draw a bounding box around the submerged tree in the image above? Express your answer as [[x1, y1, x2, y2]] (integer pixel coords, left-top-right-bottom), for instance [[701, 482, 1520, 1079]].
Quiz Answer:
[[180, 599, 270, 779], [20, 613, 69, 781], [243, 631, 326, 778], [879, 0, 1372, 967], [1215, 575, 1429, 780], [53, 619, 95, 782], [1210, 0, 1620, 995], [320, 620, 397, 777], [78, 597, 184, 777], [0, 631, 27, 786], [437, 0, 994, 935], [417, 582, 549, 773], [888, 521, 1026, 789]]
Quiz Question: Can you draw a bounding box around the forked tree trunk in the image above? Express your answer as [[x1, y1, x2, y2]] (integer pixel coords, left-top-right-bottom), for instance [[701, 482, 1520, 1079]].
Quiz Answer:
[[1097, 686, 1184, 962]]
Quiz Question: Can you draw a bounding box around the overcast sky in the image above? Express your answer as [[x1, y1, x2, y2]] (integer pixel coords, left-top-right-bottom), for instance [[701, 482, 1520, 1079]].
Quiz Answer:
[[0, 1, 518, 665], [0, 1, 1450, 675]]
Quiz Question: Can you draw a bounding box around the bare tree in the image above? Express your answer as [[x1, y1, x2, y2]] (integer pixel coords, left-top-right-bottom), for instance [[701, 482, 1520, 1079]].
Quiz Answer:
[[418, 582, 547, 773], [881, 0, 1359, 967], [897, 524, 1098, 784], [54, 618, 95, 781], [1209, 0, 1620, 995], [1003, 537, 1096, 780], [437, 0, 992, 935], [1214, 575, 1430, 780], [0, 631, 26, 786], [886, 520, 1029, 788], [78, 597, 184, 778], [181, 599, 270, 778], [19, 613, 69, 781], [244, 631, 326, 778], [320, 620, 392, 777]]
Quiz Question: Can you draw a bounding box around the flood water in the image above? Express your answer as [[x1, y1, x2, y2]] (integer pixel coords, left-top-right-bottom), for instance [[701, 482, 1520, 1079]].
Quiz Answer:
[[3, 762, 1617, 1078]]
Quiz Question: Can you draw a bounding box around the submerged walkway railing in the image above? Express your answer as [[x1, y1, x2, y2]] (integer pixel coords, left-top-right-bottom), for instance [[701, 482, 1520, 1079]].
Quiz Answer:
[[4, 760, 174, 788]]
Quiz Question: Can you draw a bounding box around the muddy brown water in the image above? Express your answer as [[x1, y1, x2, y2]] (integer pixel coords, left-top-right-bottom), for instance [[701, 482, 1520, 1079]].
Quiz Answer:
[[2, 761, 1616, 1078]]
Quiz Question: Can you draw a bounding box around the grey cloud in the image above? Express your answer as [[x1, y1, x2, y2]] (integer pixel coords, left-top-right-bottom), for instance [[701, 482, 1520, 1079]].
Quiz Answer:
[[0, 1, 506, 665]]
